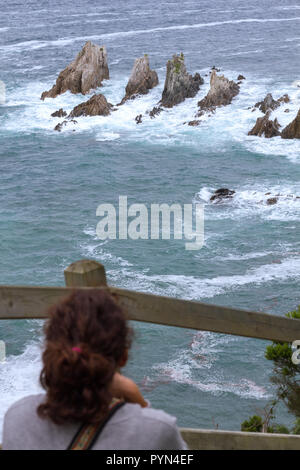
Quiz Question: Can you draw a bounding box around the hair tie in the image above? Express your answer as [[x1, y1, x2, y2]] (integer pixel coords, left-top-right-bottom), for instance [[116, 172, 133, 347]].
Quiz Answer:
[[72, 347, 82, 353]]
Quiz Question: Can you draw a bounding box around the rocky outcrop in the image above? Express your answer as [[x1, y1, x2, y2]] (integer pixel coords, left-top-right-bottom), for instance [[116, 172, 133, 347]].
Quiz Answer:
[[54, 119, 77, 132], [198, 70, 239, 113], [188, 120, 200, 126], [160, 53, 203, 108], [119, 56, 158, 105], [266, 197, 278, 205], [148, 106, 162, 118], [254, 93, 280, 114], [281, 109, 300, 139], [278, 94, 290, 104], [253, 93, 290, 114], [41, 42, 109, 100], [210, 188, 236, 202], [51, 108, 67, 118], [68, 94, 112, 118], [237, 75, 246, 81], [248, 111, 281, 138], [135, 114, 143, 124]]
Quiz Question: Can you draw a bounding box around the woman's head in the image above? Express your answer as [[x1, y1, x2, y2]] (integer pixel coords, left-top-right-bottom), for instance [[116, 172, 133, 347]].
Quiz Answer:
[[37, 289, 132, 425]]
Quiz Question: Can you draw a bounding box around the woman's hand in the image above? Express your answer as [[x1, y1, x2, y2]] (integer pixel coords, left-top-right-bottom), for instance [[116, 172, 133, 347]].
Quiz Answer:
[[110, 372, 148, 408]]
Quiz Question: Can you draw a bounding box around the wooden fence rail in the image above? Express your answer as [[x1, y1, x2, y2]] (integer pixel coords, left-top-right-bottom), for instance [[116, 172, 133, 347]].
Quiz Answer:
[[0, 259, 300, 450]]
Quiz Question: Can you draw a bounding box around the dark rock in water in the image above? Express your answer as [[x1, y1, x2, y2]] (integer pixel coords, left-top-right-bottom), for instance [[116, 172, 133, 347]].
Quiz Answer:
[[210, 188, 236, 202], [198, 70, 239, 113], [119, 55, 158, 105], [248, 111, 281, 138], [237, 75, 246, 81], [149, 106, 162, 118], [254, 93, 280, 114], [41, 41, 109, 100], [51, 108, 67, 118], [135, 114, 143, 124], [188, 120, 200, 126], [211, 66, 221, 72], [278, 94, 290, 104], [266, 197, 278, 205], [68, 94, 112, 118], [284, 109, 290, 113], [160, 53, 204, 108], [281, 109, 300, 139], [54, 119, 77, 132]]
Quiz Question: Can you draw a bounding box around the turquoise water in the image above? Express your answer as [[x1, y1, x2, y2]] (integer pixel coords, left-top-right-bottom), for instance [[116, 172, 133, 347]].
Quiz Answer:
[[0, 0, 300, 438]]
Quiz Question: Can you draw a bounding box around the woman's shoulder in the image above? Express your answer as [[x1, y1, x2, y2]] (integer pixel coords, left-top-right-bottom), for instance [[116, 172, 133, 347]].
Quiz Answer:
[[107, 403, 188, 450], [4, 393, 45, 424]]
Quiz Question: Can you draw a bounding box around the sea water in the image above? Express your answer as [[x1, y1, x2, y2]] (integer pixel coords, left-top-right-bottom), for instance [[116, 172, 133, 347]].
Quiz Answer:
[[0, 0, 300, 439]]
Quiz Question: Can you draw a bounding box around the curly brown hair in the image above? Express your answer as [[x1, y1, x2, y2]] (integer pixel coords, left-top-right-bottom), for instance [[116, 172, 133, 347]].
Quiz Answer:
[[37, 289, 132, 425]]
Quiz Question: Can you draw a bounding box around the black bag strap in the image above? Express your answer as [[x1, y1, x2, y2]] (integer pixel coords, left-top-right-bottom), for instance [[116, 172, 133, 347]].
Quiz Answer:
[[67, 400, 125, 450]]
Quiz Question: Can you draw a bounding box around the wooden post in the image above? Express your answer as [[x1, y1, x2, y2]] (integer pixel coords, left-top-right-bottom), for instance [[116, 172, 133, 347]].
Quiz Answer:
[[64, 259, 107, 287]]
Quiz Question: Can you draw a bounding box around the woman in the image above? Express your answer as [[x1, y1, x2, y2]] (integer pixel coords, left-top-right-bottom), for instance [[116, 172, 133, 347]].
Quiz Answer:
[[2, 289, 187, 450]]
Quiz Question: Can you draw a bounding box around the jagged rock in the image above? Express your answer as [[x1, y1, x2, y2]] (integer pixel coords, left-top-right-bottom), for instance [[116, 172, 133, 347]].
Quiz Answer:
[[281, 109, 300, 139], [254, 93, 280, 114], [51, 108, 67, 118], [284, 109, 290, 113], [248, 111, 281, 138], [160, 53, 204, 108], [198, 70, 239, 112], [188, 120, 200, 126], [211, 66, 221, 72], [210, 188, 236, 202], [278, 94, 290, 104], [148, 106, 162, 118], [267, 197, 278, 205], [41, 42, 109, 100], [119, 56, 158, 105], [135, 114, 142, 124], [54, 119, 77, 132], [237, 75, 246, 81], [68, 94, 112, 118]]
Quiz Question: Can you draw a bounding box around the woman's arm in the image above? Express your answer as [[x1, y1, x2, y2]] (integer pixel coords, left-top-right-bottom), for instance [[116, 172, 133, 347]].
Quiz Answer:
[[110, 372, 148, 408]]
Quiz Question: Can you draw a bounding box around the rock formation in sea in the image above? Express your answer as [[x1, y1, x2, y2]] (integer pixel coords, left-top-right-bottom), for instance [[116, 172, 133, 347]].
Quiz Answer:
[[160, 53, 204, 108], [197, 70, 239, 113], [253, 93, 290, 114], [68, 94, 112, 118], [54, 119, 77, 132], [254, 93, 280, 114], [281, 109, 300, 139], [210, 188, 236, 202], [119, 55, 158, 105], [41, 42, 109, 100], [188, 120, 200, 126], [237, 74, 246, 81], [148, 106, 162, 118], [51, 108, 67, 118], [248, 111, 281, 138]]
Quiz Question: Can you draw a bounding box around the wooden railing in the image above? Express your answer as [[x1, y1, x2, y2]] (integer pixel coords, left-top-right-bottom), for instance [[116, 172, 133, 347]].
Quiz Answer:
[[1, 259, 300, 450]]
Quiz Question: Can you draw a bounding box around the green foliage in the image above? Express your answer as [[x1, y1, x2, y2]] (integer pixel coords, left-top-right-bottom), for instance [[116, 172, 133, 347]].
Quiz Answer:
[[271, 424, 290, 434], [292, 418, 300, 434], [286, 305, 300, 320], [241, 415, 263, 433], [241, 305, 300, 434], [265, 342, 292, 361]]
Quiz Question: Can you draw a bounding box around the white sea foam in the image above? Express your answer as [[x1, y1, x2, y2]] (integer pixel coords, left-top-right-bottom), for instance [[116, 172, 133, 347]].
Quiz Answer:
[[0, 342, 43, 441], [197, 184, 300, 221], [149, 332, 269, 399]]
